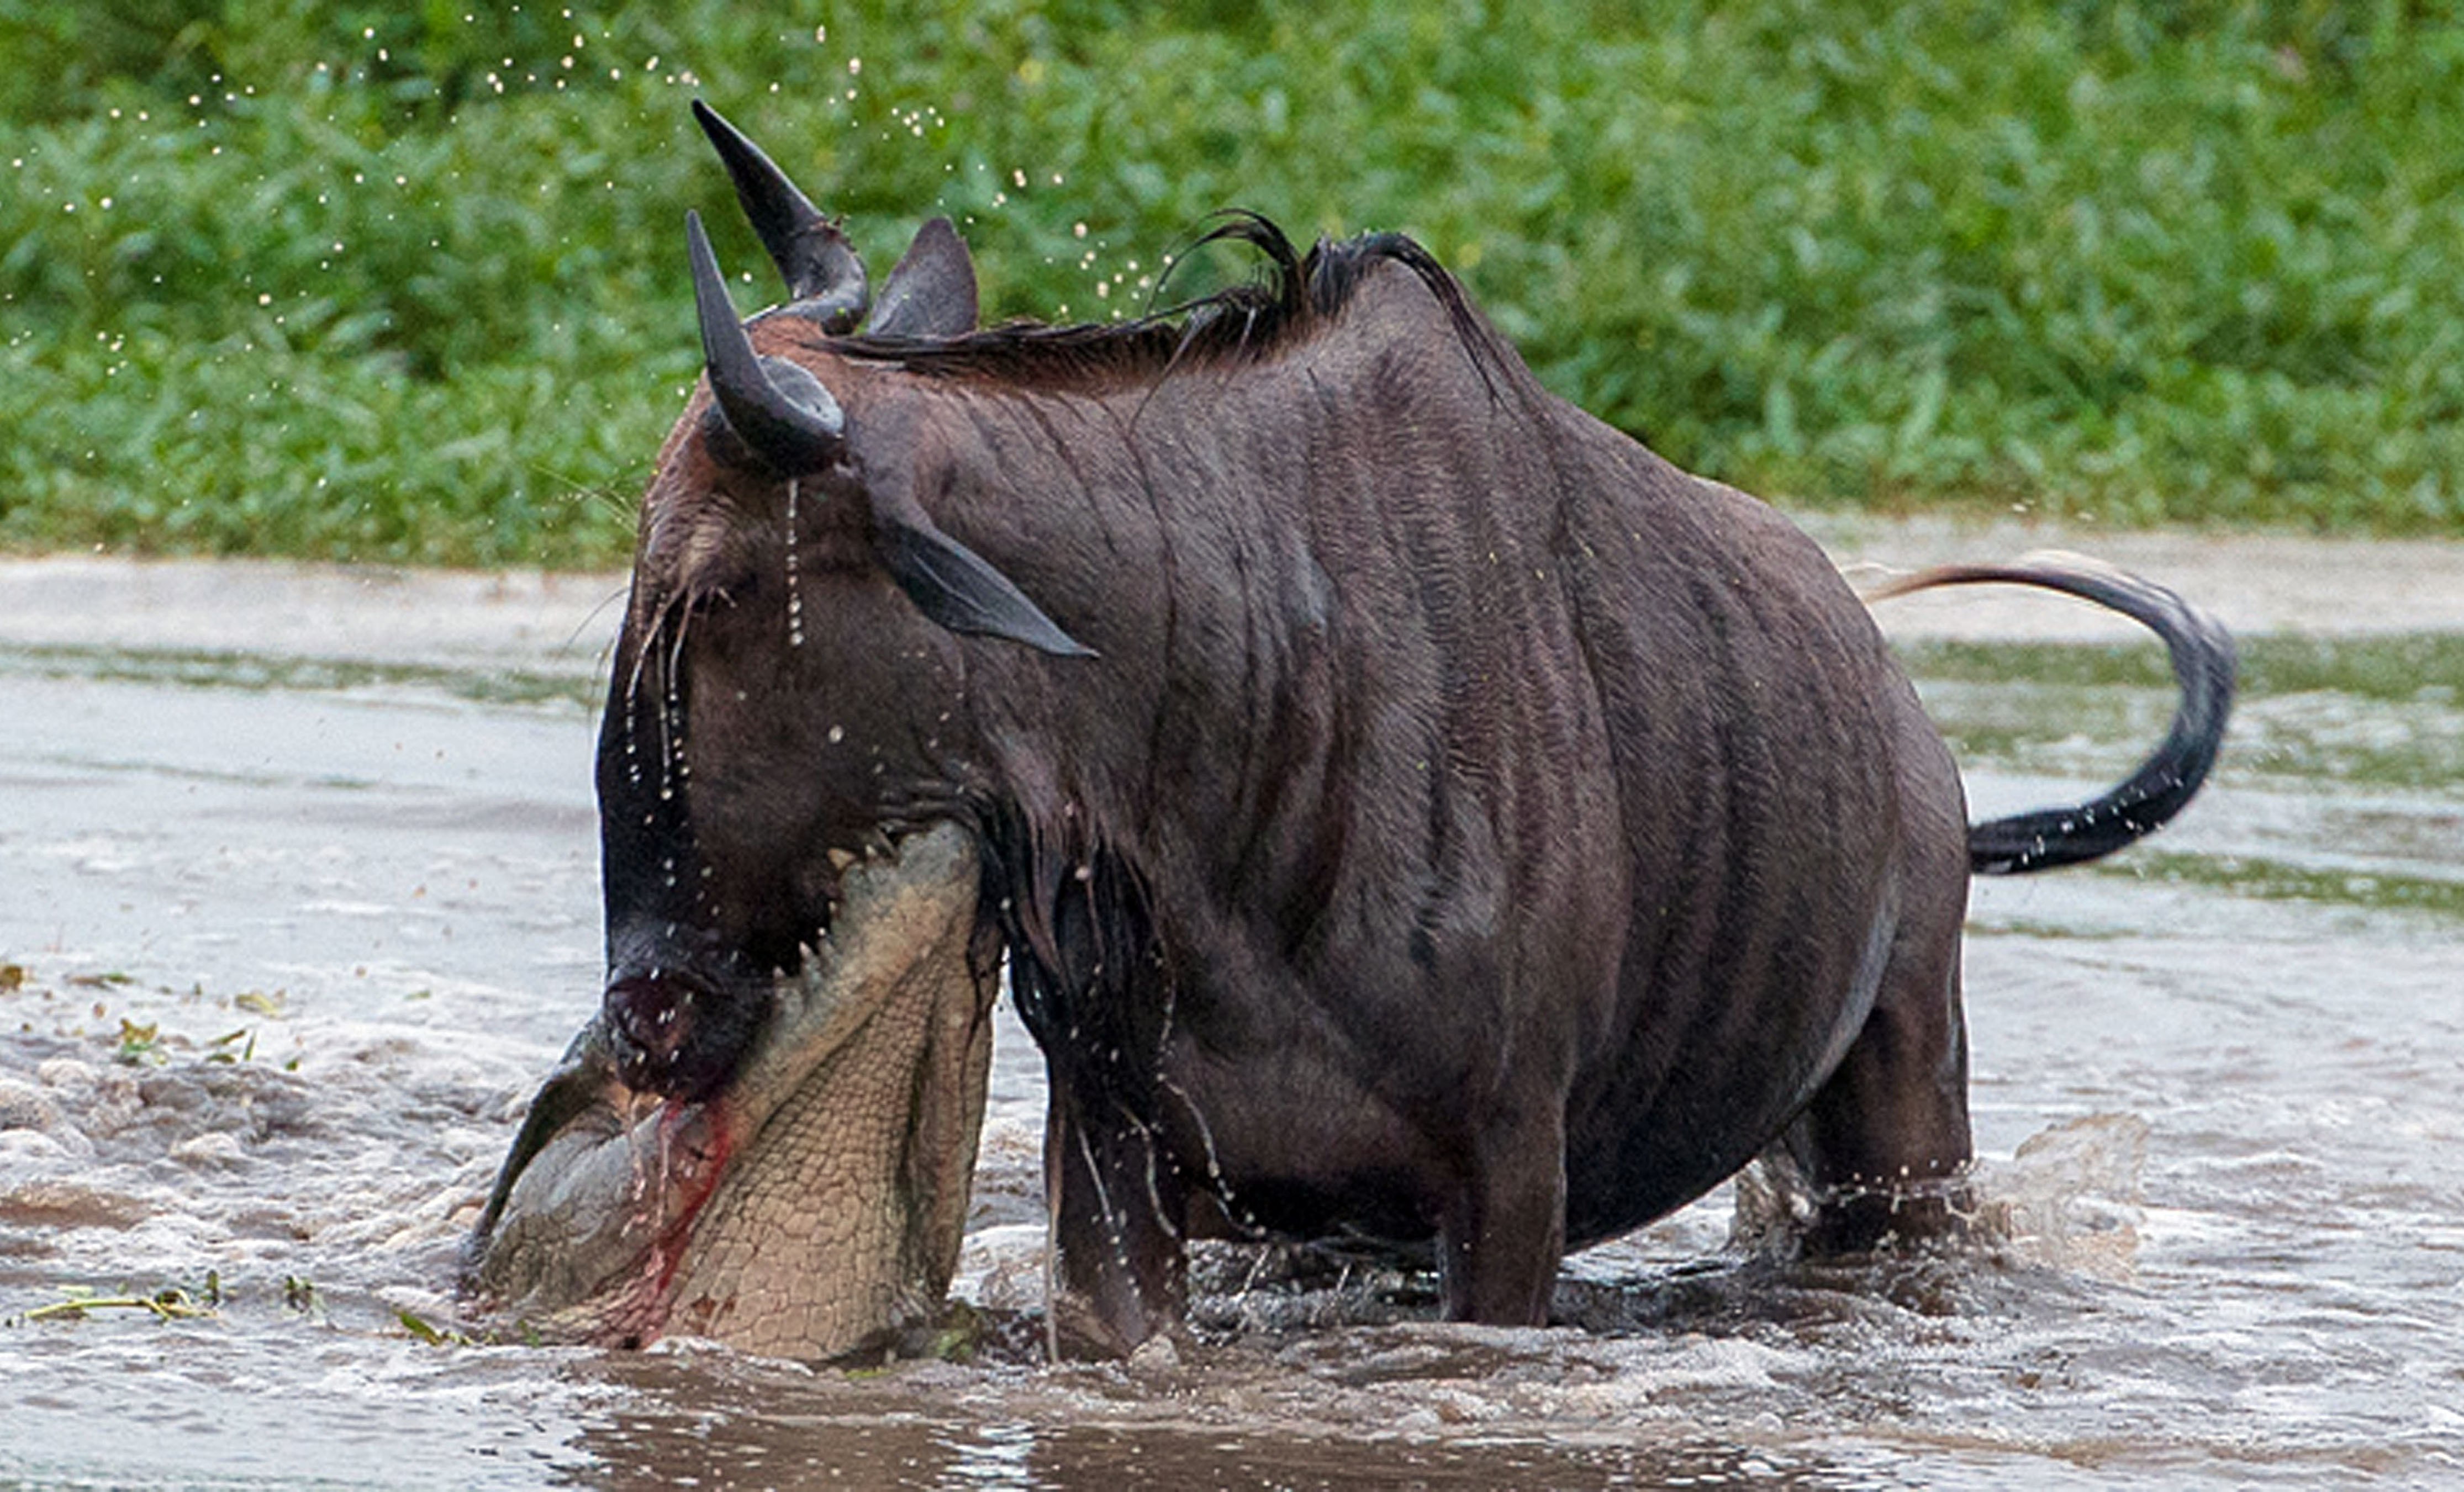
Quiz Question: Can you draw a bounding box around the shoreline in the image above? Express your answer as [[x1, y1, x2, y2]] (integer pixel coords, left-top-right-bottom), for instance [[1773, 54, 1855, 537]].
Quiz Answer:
[[2, 515, 2456, 668]]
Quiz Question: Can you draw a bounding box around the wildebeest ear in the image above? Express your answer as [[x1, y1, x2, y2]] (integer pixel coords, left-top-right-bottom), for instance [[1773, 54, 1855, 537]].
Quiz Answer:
[[869, 500, 1094, 658], [864, 218, 979, 339]]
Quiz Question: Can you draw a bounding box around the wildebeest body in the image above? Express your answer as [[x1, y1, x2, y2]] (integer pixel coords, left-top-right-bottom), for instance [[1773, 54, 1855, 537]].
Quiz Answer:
[[597, 107, 2226, 1356], [941, 285, 1960, 1295], [616, 245, 1968, 1338]]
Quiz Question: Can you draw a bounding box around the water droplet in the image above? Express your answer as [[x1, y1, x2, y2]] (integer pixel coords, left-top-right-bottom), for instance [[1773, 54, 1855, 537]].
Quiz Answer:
[[785, 477, 805, 648]]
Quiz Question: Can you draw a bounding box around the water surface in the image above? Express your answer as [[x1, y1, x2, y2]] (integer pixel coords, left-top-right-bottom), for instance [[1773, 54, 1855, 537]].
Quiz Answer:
[[3, 625, 2458, 1488]]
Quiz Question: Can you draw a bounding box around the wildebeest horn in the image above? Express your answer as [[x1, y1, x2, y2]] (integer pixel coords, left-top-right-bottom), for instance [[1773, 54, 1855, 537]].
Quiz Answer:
[[691, 99, 869, 332], [688, 210, 846, 472], [685, 213, 1089, 657]]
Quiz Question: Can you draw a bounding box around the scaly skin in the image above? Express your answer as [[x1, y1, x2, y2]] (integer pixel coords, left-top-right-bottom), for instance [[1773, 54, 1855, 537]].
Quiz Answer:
[[463, 823, 994, 1360]]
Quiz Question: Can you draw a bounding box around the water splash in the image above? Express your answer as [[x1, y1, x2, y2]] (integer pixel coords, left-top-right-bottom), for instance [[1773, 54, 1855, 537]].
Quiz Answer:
[[785, 476, 804, 650], [1972, 1112, 2150, 1278]]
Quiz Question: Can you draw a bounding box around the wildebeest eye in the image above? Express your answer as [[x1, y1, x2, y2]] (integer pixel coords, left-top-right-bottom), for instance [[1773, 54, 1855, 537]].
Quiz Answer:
[[680, 572, 759, 618]]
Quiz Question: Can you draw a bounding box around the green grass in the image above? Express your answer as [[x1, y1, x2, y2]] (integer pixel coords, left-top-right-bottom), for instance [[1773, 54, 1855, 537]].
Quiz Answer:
[[1898, 631, 2464, 702], [0, 640, 600, 707], [5, 0, 2461, 566], [1902, 631, 2464, 791], [2096, 849, 2464, 921]]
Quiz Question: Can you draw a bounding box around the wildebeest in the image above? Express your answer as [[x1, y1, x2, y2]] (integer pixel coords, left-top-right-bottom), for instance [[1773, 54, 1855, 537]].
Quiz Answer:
[[572, 102, 2233, 1357]]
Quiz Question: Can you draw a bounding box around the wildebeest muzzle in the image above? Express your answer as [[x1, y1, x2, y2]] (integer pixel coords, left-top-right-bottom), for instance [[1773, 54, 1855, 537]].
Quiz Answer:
[[601, 924, 773, 1102]]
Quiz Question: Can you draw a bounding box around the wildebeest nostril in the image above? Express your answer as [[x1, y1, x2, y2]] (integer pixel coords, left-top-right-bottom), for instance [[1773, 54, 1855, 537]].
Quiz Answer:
[[603, 968, 747, 1102]]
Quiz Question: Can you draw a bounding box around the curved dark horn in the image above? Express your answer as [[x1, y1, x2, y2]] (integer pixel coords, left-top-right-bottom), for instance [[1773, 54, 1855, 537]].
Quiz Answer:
[[688, 211, 846, 472], [692, 100, 868, 331]]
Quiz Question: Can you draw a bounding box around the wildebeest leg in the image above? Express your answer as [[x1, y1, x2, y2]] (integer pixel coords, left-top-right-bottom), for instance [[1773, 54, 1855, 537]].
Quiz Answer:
[[1436, 1113, 1568, 1325], [1772, 917, 1975, 1254], [1042, 1086, 1187, 1357]]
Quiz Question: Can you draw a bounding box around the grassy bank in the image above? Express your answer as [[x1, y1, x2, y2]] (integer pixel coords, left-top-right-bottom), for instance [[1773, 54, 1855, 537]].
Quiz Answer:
[[5, 1, 2460, 566]]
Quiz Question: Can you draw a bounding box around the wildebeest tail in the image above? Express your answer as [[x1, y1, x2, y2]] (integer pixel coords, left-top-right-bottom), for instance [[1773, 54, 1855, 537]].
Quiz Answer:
[[1866, 557, 2237, 875]]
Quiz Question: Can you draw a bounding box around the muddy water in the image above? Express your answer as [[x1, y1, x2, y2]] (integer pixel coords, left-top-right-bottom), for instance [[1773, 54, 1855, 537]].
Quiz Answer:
[[4, 564, 2462, 1488]]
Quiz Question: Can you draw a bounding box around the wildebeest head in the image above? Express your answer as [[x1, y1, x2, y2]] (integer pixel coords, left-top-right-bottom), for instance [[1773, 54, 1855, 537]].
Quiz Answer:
[[596, 104, 1091, 1099]]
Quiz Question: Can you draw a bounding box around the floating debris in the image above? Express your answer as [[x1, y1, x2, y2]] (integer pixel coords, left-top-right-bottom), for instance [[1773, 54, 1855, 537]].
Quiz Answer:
[[20, 1275, 221, 1325]]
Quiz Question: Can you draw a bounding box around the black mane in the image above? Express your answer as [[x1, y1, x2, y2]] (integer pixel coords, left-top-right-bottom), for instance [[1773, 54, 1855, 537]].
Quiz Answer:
[[811, 212, 1505, 391]]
